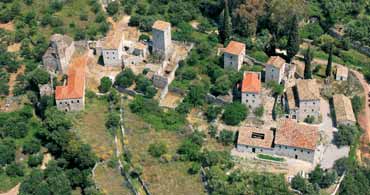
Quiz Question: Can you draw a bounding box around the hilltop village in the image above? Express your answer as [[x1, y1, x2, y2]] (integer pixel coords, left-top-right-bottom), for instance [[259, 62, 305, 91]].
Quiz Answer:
[[0, 0, 369, 195]]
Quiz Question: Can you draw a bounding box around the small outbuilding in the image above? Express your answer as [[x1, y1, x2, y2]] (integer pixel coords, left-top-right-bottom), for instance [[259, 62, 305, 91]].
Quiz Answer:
[[335, 65, 349, 81], [237, 127, 274, 154], [333, 94, 356, 126]]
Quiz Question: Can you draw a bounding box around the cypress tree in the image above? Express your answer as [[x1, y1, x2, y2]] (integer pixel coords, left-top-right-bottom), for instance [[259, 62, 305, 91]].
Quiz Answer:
[[219, 0, 232, 44], [286, 15, 300, 62], [326, 44, 333, 77], [304, 46, 313, 79]]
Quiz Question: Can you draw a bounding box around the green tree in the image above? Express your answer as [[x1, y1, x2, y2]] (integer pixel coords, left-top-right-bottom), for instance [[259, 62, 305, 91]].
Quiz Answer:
[[105, 112, 120, 132], [333, 125, 358, 147], [309, 165, 337, 188], [304, 46, 313, 79], [28, 154, 43, 167], [219, 0, 232, 44], [98, 77, 112, 93], [6, 162, 24, 177], [222, 102, 248, 125], [326, 44, 333, 78], [205, 105, 222, 122], [22, 138, 41, 154], [148, 141, 167, 158], [351, 95, 363, 116], [114, 68, 135, 88], [106, 1, 119, 16], [286, 15, 300, 62], [0, 138, 16, 165]]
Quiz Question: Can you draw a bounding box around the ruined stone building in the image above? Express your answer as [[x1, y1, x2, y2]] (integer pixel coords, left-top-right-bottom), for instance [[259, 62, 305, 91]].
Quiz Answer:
[[335, 65, 349, 81], [333, 94, 356, 126], [55, 56, 87, 112], [237, 120, 319, 162], [265, 56, 286, 84], [152, 20, 172, 59], [241, 71, 262, 110], [223, 41, 245, 71], [285, 79, 321, 121], [42, 34, 75, 74]]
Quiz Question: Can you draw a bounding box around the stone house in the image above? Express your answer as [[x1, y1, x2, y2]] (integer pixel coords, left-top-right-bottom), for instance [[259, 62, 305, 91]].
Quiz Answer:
[[274, 120, 318, 162], [236, 120, 319, 162], [241, 71, 262, 110], [333, 94, 356, 126], [152, 20, 172, 59], [265, 56, 286, 84], [42, 34, 75, 74], [101, 31, 124, 66], [55, 56, 87, 112], [223, 41, 246, 71], [335, 65, 349, 81], [285, 80, 321, 122], [237, 127, 274, 154]]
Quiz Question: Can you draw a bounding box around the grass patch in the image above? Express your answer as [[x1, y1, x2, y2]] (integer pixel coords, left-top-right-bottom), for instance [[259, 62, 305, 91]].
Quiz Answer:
[[122, 101, 206, 195], [94, 163, 132, 195], [0, 173, 22, 193], [257, 154, 285, 162], [70, 97, 114, 160], [248, 50, 269, 63]]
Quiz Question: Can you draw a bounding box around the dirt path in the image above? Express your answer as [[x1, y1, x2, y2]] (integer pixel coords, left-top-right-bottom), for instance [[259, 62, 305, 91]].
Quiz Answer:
[[0, 184, 20, 195], [351, 70, 370, 159], [0, 22, 14, 31], [8, 65, 25, 97]]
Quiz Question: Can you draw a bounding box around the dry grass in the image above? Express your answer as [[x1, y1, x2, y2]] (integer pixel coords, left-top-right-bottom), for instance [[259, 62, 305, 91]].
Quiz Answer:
[[71, 98, 114, 160], [94, 163, 132, 195], [0, 22, 14, 31]]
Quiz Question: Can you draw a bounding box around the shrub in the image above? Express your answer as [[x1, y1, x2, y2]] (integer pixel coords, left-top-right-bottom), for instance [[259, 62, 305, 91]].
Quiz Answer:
[[218, 130, 235, 145], [188, 162, 201, 174], [205, 105, 222, 122], [222, 103, 248, 125], [148, 141, 167, 158], [254, 106, 264, 118], [299, 23, 324, 40], [304, 115, 315, 124]]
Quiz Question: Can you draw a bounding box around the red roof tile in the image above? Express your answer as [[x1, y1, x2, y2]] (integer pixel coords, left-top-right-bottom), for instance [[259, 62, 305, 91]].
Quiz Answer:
[[275, 120, 319, 150], [55, 56, 87, 100], [224, 41, 245, 56], [241, 72, 261, 93], [267, 56, 286, 69]]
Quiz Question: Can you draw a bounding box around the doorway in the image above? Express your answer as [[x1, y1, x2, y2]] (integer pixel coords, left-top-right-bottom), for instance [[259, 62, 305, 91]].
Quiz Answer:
[[295, 155, 298, 159], [252, 148, 256, 153]]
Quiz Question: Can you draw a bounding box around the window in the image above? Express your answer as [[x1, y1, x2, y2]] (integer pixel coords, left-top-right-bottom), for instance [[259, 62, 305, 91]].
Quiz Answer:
[[252, 100, 255, 103], [294, 148, 296, 151], [301, 150, 303, 152], [59, 102, 62, 105], [279, 145, 281, 149], [312, 109, 314, 112], [313, 102, 315, 105], [307, 151, 310, 154], [71, 100, 74, 103], [77, 100, 80, 103], [285, 146, 287, 149], [246, 100, 248, 103]]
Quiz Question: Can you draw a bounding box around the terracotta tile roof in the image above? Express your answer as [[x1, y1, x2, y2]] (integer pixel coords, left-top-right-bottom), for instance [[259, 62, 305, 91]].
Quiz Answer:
[[55, 56, 87, 100], [152, 20, 171, 31], [267, 56, 286, 69], [238, 127, 273, 149], [275, 120, 319, 150], [336, 65, 348, 78], [224, 41, 245, 56], [333, 94, 356, 124], [286, 87, 298, 109], [296, 79, 320, 101], [241, 72, 261, 93]]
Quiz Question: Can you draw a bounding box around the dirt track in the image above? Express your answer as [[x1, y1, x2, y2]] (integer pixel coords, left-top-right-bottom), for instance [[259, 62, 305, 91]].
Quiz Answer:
[[0, 184, 19, 195]]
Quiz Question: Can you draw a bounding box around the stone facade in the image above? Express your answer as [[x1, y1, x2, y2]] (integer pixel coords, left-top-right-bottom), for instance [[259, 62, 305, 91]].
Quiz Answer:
[[152, 20, 172, 59], [102, 48, 123, 66], [274, 144, 315, 162], [42, 34, 75, 74], [298, 99, 321, 122], [237, 144, 275, 155], [265, 56, 286, 84], [223, 41, 245, 71], [56, 97, 84, 112], [241, 72, 262, 110], [335, 65, 348, 81]]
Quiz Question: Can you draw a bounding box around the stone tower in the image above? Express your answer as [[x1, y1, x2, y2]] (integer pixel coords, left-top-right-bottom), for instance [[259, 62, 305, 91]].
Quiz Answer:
[[152, 20, 172, 59]]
